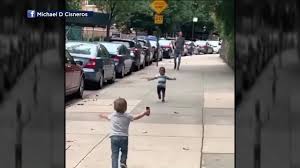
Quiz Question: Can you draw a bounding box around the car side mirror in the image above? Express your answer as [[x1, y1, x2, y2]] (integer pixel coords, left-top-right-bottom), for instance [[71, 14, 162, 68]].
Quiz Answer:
[[75, 60, 83, 66]]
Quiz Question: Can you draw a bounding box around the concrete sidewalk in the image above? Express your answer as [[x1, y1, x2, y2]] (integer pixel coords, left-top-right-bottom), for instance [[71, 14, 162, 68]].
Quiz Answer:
[[66, 54, 234, 168], [0, 45, 64, 168], [236, 48, 300, 168]]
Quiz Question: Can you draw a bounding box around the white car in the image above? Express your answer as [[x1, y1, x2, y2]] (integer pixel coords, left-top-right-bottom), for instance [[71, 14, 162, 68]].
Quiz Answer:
[[149, 40, 162, 61], [159, 39, 174, 58], [207, 41, 221, 53]]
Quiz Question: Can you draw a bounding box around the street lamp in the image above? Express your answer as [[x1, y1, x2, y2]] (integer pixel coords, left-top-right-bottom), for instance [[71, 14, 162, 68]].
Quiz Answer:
[[192, 17, 198, 40]]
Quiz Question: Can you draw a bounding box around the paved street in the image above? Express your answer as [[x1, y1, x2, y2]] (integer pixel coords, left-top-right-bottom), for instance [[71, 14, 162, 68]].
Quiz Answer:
[[66, 54, 234, 168]]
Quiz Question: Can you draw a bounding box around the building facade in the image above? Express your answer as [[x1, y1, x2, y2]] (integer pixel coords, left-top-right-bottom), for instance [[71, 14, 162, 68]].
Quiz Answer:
[[81, 0, 107, 39]]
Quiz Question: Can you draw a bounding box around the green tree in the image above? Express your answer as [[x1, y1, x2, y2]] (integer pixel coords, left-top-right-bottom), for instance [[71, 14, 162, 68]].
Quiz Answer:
[[89, 0, 135, 37], [210, 0, 234, 67], [66, 0, 81, 10], [66, 0, 82, 41]]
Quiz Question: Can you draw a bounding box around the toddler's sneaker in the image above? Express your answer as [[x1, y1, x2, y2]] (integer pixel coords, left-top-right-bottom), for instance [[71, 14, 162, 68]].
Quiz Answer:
[[121, 163, 127, 168]]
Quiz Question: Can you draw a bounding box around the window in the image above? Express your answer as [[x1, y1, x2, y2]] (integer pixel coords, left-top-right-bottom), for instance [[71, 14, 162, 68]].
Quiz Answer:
[[65, 51, 75, 64], [97, 46, 103, 58], [139, 41, 146, 47], [66, 43, 97, 56], [135, 42, 142, 48], [100, 45, 110, 58], [119, 46, 127, 55], [111, 41, 132, 48], [102, 43, 118, 55]]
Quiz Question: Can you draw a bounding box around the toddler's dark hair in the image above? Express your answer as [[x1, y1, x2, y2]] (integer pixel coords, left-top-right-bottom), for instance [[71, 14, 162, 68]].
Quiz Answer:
[[159, 67, 165, 72]]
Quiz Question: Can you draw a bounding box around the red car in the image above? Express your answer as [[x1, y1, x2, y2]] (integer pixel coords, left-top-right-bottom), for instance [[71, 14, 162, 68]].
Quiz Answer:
[[65, 50, 85, 98]]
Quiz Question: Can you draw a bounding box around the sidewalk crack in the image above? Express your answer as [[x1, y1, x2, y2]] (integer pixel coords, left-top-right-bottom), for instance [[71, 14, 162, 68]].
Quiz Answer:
[[200, 73, 205, 168], [74, 134, 109, 168], [200, 106, 205, 168]]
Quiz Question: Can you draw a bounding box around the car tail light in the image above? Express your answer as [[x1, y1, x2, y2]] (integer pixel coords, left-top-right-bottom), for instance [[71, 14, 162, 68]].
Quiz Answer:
[[84, 58, 96, 69], [130, 48, 139, 53], [162, 45, 170, 48], [113, 55, 121, 62]]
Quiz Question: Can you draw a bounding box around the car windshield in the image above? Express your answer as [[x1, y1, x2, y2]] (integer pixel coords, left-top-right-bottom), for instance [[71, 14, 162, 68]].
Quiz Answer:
[[149, 41, 157, 47], [111, 40, 133, 48], [101, 43, 119, 55], [159, 40, 171, 46], [208, 41, 219, 46], [195, 41, 207, 46], [66, 43, 97, 56], [147, 35, 157, 41], [139, 41, 146, 46]]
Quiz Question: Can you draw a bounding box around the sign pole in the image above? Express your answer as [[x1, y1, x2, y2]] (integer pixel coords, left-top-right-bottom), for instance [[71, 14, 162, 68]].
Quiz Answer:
[[192, 17, 198, 40], [150, 0, 168, 66], [192, 22, 194, 40]]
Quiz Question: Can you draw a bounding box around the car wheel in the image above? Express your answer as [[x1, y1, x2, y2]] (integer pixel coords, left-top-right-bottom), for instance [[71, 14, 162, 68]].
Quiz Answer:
[[128, 66, 133, 75], [145, 56, 149, 66], [117, 65, 125, 78], [76, 76, 84, 99], [142, 60, 145, 69], [108, 70, 115, 84], [121, 66, 125, 78], [97, 72, 104, 89]]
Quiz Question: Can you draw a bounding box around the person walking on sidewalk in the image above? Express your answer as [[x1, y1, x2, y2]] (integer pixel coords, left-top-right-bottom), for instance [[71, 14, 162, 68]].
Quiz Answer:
[[253, 100, 268, 168], [272, 64, 278, 104], [254, 100, 262, 168], [15, 100, 31, 168], [147, 67, 176, 102], [99, 98, 151, 168], [174, 31, 185, 70]]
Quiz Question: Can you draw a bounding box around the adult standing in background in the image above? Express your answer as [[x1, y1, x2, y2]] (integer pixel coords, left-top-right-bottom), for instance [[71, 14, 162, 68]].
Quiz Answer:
[[174, 31, 185, 70]]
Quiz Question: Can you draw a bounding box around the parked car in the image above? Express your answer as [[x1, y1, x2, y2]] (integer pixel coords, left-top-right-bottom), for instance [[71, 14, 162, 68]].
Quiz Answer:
[[185, 41, 196, 55], [65, 50, 84, 98], [66, 41, 116, 89], [110, 39, 146, 70], [159, 39, 174, 58], [149, 40, 163, 61], [195, 40, 214, 54], [183, 41, 190, 56], [137, 38, 154, 65], [207, 40, 221, 53], [99, 42, 134, 78], [135, 35, 147, 40], [147, 35, 162, 61], [147, 35, 158, 42]]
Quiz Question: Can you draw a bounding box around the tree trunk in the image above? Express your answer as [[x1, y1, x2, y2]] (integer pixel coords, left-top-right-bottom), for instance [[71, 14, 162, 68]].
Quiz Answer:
[[106, 23, 111, 38]]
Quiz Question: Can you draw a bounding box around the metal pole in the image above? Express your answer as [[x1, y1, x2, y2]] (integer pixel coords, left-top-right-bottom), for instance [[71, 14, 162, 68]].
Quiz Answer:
[[156, 36, 159, 66], [92, 27, 94, 41], [192, 21, 195, 40]]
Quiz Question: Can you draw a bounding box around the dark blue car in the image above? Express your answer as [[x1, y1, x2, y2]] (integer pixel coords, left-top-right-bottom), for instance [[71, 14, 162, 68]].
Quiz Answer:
[[99, 42, 134, 78], [66, 41, 116, 89]]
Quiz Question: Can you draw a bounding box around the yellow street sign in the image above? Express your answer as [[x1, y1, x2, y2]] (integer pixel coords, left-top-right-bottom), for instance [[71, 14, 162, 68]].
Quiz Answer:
[[150, 0, 168, 14], [154, 14, 163, 24]]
